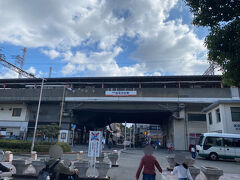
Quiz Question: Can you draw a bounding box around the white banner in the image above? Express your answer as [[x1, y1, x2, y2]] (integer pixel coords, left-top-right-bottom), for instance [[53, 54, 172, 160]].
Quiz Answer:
[[88, 131, 102, 157], [105, 91, 137, 96]]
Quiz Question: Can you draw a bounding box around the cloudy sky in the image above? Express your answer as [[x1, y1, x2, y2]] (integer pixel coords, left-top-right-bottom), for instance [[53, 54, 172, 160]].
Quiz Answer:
[[0, 0, 211, 78]]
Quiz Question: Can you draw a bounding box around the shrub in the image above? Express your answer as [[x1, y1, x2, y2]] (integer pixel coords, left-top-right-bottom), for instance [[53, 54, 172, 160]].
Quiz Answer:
[[0, 140, 71, 153]]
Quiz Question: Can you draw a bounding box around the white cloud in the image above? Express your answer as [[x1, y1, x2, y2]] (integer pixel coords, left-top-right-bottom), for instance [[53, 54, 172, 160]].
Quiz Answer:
[[132, 20, 209, 75], [0, 69, 18, 79], [0, 0, 209, 76], [62, 47, 146, 76], [26, 66, 36, 75], [42, 49, 60, 59]]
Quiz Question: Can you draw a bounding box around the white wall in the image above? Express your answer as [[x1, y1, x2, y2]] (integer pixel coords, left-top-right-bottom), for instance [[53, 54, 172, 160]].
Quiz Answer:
[[206, 105, 224, 133], [206, 103, 240, 134], [0, 104, 29, 136], [221, 104, 240, 134], [0, 104, 28, 121]]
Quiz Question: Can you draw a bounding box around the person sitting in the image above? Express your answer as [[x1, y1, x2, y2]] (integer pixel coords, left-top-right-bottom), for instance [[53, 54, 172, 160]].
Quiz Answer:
[[44, 145, 79, 180]]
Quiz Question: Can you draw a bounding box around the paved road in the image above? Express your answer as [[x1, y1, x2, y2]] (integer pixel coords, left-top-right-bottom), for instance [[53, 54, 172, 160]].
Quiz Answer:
[[106, 149, 240, 180], [12, 148, 240, 180]]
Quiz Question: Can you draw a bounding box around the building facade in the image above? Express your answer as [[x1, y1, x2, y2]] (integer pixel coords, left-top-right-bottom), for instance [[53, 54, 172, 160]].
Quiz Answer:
[[203, 100, 240, 134], [0, 76, 239, 150], [0, 103, 29, 139]]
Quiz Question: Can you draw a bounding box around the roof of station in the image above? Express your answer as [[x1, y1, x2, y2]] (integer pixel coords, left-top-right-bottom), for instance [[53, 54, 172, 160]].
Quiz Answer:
[[0, 75, 222, 84], [202, 100, 240, 112]]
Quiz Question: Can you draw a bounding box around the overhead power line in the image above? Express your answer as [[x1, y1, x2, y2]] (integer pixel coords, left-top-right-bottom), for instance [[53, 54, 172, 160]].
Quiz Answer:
[[0, 48, 35, 78]]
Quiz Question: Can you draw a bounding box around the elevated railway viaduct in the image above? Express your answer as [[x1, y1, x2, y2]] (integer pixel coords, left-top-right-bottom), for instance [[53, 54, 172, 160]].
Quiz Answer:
[[0, 75, 239, 150]]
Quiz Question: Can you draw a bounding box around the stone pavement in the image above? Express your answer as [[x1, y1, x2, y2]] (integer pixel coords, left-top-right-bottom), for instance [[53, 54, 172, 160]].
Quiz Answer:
[[106, 149, 240, 180]]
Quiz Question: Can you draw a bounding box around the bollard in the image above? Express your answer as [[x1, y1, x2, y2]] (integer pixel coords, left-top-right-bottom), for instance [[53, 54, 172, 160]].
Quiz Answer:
[[77, 151, 84, 160], [31, 151, 37, 160], [4, 151, 13, 162]]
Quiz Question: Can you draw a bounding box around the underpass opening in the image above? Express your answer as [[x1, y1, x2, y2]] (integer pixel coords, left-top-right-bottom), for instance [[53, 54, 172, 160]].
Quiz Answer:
[[71, 109, 173, 148]]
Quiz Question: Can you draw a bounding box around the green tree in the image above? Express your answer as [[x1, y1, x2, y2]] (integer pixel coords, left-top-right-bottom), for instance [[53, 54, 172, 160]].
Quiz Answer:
[[184, 0, 240, 87], [37, 123, 59, 142]]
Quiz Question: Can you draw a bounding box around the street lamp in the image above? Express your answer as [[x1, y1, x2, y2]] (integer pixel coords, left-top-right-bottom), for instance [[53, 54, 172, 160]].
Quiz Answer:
[[31, 78, 46, 152]]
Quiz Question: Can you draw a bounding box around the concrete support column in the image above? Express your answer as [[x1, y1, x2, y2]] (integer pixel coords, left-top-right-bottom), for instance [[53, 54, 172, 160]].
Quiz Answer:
[[173, 106, 186, 150]]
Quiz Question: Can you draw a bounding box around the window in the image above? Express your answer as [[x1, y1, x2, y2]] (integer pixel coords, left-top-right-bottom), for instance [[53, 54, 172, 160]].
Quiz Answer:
[[208, 112, 212, 125], [204, 137, 223, 147], [12, 108, 22, 117], [233, 138, 240, 148], [224, 138, 234, 147], [231, 107, 240, 121], [216, 109, 221, 123], [188, 113, 206, 121]]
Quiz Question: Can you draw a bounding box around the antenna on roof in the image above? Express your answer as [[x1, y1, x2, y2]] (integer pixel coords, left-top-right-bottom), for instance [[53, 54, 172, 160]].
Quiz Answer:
[[203, 62, 215, 75]]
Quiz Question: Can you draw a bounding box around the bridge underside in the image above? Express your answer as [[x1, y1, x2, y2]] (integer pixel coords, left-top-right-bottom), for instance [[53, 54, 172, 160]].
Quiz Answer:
[[73, 109, 172, 128]]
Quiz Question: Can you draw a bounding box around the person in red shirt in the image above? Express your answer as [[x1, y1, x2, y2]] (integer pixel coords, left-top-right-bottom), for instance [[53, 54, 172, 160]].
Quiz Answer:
[[136, 145, 162, 180]]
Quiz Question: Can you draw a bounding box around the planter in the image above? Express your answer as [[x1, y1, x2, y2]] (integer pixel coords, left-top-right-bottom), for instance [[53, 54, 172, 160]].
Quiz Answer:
[[201, 166, 223, 180], [74, 160, 90, 178], [189, 166, 200, 180], [95, 162, 111, 178], [12, 159, 32, 175], [108, 153, 118, 167], [166, 156, 175, 170], [96, 153, 105, 162], [185, 157, 195, 167], [32, 160, 45, 175]]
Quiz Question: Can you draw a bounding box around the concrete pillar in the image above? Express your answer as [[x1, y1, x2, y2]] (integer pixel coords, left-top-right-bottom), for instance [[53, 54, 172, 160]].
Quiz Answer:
[[173, 119, 186, 150], [4, 151, 13, 162]]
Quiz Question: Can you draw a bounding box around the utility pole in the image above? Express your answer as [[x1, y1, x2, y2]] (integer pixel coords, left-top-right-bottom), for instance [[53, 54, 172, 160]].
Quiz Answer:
[[57, 85, 66, 143], [124, 121, 127, 150], [30, 78, 45, 152], [13, 47, 27, 78], [0, 48, 45, 152], [49, 66, 52, 78], [0, 48, 34, 78]]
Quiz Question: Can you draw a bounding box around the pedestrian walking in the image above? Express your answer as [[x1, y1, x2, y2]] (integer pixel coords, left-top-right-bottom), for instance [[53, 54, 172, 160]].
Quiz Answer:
[[108, 137, 113, 149], [167, 142, 174, 153], [190, 144, 196, 159], [171, 162, 193, 180], [136, 145, 162, 180]]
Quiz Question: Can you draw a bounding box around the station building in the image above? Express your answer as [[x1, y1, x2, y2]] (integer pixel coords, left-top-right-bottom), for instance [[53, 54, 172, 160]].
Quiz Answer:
[[0, 75, 239, 150]]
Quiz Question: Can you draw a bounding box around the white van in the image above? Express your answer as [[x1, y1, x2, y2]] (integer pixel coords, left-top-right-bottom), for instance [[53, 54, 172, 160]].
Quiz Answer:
[[196, 133, 240, 160]]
